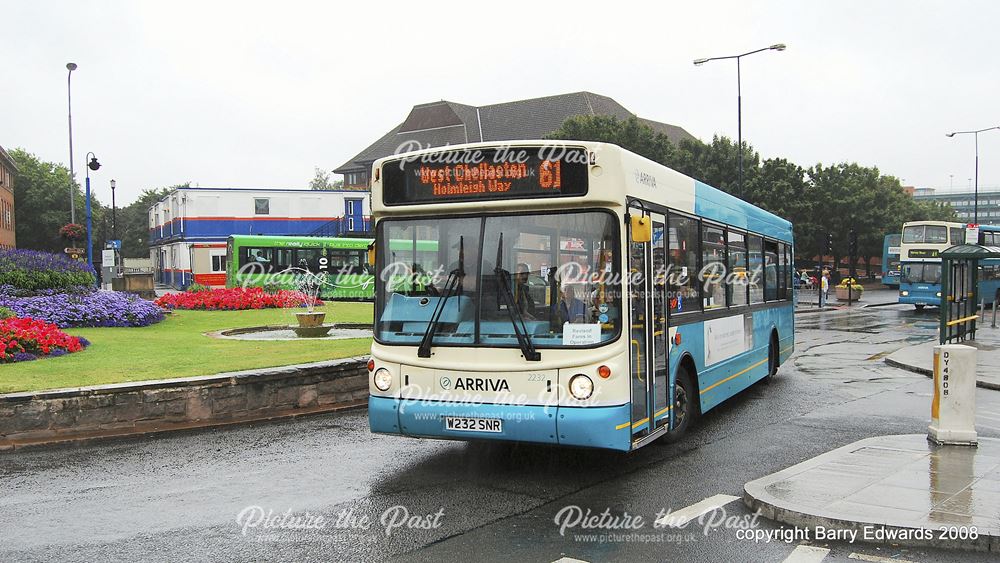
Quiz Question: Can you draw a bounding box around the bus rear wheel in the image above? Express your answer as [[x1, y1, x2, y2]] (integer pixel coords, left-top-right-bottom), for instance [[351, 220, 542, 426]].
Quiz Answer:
[[765, 334, 779, 383], [662, 366, 697, 443]]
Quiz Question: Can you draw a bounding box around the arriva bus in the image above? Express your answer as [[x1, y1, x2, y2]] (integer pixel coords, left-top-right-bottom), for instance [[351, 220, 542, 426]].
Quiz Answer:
[[882, 233, 901, 288], [366, 142, 795, 451], [226, 235, 376, 300], [899, 221, 1000, 309]]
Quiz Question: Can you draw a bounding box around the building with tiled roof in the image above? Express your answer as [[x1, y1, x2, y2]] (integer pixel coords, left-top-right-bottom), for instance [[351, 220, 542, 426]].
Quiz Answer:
[[334, 91, 696, 188]]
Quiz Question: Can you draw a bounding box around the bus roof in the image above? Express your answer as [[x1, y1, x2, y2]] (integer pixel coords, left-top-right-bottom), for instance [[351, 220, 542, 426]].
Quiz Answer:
[[228, 235, 372, 249], [372, 140, 793, 243]]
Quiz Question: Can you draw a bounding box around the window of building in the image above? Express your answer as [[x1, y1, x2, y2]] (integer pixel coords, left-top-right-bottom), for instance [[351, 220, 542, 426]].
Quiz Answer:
[[668, 213, 700, 314], [211, 255, 226, 273], [254, 198, 270, 215]]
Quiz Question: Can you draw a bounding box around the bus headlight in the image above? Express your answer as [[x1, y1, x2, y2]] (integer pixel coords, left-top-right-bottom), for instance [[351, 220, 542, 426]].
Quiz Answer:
[[936, 292, 942, 297], [901, 290, 909, 296], [373, 368, 392, 391], [569, 374, 594, 400]]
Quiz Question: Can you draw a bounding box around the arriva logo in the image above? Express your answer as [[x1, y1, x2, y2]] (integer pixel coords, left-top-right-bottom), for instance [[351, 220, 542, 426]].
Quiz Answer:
[[439, 377, 452, 390]]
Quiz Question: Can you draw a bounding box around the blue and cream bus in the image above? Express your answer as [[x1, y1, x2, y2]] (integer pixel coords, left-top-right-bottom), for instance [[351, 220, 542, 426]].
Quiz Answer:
[[882, 233, 901, 288], [899, 220, 1000, 309], [366, 141, 795, 451]]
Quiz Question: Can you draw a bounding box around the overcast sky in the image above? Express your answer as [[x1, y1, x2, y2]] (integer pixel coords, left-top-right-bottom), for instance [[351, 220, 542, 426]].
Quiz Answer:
[[4, 0, 999, 206]]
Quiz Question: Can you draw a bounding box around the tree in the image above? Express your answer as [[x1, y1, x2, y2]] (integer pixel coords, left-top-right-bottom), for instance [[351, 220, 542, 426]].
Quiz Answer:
[[309, 167, 343, 190], [115, 186, 182, 258], [11, 148, 110, 254]]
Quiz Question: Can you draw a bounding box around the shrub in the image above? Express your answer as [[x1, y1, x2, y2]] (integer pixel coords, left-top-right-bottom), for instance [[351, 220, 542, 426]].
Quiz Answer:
[[0, 291, 164, 328], [186, 282, 212, 293], [154, 287, 321, 310], [0, 306, 15, 320], [0, 317, 87, 363], [0, 248, 96, 291]]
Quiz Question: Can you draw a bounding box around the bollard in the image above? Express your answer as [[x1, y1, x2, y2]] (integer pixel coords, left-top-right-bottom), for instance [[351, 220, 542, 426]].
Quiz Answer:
[[929, 344, 978, 446], [992, 298, 997, 328]]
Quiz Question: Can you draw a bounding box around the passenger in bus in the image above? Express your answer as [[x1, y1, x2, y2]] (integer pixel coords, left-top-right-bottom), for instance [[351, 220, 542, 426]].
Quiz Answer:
[[252, 250, 271, 273], [513, 263, 537, 317], [556, 285, 587, 324]]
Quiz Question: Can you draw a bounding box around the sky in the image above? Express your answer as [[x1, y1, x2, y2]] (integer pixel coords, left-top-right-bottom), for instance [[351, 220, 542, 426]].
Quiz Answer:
[[4, 0, 1000, 207]]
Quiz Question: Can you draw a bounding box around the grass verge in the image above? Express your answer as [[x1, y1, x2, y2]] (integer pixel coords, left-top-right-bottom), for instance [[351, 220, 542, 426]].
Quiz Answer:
[[0, 303, 372, 394]]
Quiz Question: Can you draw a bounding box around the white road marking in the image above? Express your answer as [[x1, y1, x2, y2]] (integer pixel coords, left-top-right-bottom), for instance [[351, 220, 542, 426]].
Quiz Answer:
[[654, 494, 740, 528], [551, 558, 588, 563], [849, 553, 919, 563], [782, 545, 830, 563]]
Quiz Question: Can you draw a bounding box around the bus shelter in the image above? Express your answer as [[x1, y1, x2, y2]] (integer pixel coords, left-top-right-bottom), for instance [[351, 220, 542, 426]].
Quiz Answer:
[[939, 244, 1000, 344]]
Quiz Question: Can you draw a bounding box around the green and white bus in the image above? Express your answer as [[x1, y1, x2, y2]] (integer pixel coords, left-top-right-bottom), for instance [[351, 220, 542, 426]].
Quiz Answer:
[[226, 235, 376, 300]]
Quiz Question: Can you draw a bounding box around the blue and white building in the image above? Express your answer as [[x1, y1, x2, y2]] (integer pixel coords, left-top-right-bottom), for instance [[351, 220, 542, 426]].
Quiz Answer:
[[148, 187, 371, 289]]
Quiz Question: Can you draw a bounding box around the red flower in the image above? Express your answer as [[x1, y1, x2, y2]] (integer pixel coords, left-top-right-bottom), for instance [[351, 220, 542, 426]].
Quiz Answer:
[[153, 287, 322, 311]]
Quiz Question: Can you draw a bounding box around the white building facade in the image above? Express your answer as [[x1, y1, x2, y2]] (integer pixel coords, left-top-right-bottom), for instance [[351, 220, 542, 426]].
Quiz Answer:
[[149, 187, 371, 289]]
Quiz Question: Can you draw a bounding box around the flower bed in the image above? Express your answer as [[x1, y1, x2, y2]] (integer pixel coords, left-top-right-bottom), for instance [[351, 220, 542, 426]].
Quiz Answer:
[[0, 317, 89, 363], [155, 287, 321, 310], [0, 248, 96, 291], [0, 291, 164, 328]]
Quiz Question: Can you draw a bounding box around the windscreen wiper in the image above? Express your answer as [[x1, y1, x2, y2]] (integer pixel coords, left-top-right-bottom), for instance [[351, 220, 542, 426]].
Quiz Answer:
[[493, 234, 541, 361], [418, 236, 464, 358]]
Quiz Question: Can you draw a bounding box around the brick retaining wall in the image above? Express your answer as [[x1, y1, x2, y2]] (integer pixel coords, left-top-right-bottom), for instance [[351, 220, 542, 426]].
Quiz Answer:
[[0, 356, 370, 450]]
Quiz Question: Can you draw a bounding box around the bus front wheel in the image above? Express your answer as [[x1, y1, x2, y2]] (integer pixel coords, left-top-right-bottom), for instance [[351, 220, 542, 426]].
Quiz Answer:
[[662, 366, 698, 443], [765, 333, 779, 383]]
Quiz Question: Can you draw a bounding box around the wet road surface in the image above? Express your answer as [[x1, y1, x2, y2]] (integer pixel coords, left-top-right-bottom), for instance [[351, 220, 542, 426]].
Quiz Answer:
[[2, 305, 998, 562]]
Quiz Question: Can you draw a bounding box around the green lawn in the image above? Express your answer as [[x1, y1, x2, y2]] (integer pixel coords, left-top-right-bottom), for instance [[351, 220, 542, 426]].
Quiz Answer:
[[0, 303, 373, 394]]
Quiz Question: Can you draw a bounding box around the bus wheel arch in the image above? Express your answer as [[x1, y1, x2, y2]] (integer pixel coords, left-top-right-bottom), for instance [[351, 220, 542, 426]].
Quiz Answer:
[[663, 354, 700, 443]]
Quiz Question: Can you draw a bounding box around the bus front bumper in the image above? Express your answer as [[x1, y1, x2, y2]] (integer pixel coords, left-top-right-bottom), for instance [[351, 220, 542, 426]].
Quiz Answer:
[[369, 396, 632, 451], [899, 291, 940, 306]]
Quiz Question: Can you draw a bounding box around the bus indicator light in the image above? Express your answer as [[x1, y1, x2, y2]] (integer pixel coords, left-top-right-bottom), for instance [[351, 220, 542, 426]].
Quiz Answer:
[[367, 359, 375, 372], [674, 333, 682, 345], [598, 365, 611, 379]]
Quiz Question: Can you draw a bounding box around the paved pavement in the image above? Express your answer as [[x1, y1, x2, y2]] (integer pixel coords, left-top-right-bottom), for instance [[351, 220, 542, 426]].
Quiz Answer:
[[796, 287, 900, 314], [745, 434, 1000, 552], [885, 321, 1000, 390]]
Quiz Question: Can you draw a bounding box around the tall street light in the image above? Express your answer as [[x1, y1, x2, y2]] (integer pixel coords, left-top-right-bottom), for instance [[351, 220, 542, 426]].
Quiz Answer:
[[110, 179, 117, 240], [694, 44, 786, 199], [85, 153, 101, 269], [946, 126, 1000, 224], [67, 62, 78, 223]]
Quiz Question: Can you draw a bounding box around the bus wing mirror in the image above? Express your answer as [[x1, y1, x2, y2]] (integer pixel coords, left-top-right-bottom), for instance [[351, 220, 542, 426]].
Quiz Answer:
[[630, 215, 651, 243], [367, 243, 376, 266]]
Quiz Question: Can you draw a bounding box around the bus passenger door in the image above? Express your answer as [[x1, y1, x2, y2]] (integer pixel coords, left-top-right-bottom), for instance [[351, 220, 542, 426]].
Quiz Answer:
[[629, 209, 667, 439]]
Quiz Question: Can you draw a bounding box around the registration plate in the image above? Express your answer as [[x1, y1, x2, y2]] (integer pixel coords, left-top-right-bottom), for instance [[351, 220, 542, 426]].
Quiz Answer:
[[444, 416, 502, 433]]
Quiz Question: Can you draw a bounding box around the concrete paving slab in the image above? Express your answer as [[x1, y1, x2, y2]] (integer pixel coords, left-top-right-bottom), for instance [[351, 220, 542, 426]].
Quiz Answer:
[[744, 434, 1000, 552], [884, 328, 1000, 390]]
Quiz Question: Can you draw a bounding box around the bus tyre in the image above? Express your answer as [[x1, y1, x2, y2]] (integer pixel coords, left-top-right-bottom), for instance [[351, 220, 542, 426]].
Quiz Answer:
[[765, 334, 779, 383], [662, 367, 697, 443]]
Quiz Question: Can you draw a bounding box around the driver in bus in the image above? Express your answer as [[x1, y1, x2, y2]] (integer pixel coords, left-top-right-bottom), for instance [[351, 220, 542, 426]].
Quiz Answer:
[[556, 285, 587, 324]]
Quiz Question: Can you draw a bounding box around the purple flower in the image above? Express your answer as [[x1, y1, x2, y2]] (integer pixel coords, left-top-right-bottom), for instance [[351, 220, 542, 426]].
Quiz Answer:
[[12, 352, 37, 362], [47, 348, 68, 357], [0, 291, 164, 328], [77, 336, 91, 347]]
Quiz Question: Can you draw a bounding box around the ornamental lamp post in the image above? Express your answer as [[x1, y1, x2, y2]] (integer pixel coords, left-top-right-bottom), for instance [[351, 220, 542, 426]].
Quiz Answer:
[[693, 43, 786, 200], [946, 126, 1000, 224], [85, 153, 101, 269]]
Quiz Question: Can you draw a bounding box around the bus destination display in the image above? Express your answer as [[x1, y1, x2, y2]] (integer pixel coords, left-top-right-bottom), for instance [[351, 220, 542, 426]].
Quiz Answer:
[[382, 147, 588, 204]]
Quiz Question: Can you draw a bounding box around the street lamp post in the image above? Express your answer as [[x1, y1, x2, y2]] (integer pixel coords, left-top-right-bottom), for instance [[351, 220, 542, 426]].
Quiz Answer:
[[694, 44, 786, 199], [66, 62, 78, 223], [110, 179, 117, 240], [85, 153, 101, 269], [946, 126, 1000, 224]]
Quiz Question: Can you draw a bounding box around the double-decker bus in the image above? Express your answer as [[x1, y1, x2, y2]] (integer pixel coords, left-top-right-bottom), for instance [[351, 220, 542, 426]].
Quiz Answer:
[[882, 233, 901, 288], [366, 141, 795, 451], [899, 221, 1000, 309], [226, 235, 376, 300]]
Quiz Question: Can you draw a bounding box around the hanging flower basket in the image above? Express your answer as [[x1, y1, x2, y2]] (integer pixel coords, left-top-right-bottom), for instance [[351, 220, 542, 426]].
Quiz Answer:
[[59, 223, 86, 242]]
